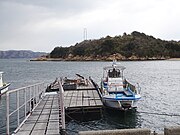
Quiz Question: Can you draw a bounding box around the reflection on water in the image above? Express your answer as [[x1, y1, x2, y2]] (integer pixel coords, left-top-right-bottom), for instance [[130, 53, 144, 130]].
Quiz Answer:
[[66, 108, 141, 135], [103, 108, 141, 129]]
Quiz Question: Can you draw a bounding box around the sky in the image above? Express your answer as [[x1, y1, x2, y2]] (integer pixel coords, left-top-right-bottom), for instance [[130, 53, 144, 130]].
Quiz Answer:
[[0, 0, 180, 52]]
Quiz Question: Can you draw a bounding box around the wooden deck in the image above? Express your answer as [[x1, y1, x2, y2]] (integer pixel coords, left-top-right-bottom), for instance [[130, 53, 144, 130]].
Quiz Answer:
[[15, 94, 60, 135], [64, 81, 103, 112], [64, 89, 102, 109], [14, 79, 103, 134]]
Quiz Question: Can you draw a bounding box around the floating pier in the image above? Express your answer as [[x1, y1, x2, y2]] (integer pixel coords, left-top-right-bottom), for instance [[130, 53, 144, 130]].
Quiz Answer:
[[64, 79, 103, 121], [64, 81, 102, 111], [15, 94, 60, 135], [5, 78, 103, 135]]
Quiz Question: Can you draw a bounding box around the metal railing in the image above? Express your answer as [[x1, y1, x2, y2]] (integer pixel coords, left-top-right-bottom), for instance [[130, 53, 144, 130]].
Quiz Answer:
[[126, 80, 141, 94], [58, 80, 66, 134], [6, 83, 45, 135]]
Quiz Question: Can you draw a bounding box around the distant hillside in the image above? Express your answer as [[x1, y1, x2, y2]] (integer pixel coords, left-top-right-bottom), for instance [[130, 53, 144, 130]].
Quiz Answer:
[[0, 50, 47, 59], [49, 31, 180, 61]]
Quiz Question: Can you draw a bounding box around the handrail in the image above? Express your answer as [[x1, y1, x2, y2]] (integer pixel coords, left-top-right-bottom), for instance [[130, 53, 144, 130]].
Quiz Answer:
[[58, 80, 66, 134], [6, 82, 45, 135], [7, 82, 44, 94], [125, 80, 137, 94]]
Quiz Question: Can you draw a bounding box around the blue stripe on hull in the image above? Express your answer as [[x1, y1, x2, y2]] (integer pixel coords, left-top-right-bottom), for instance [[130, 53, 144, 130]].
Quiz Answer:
[[104, 97, 141, 101]]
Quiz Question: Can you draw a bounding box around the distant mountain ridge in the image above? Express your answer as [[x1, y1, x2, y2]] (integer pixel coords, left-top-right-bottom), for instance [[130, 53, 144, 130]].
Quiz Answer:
[[0, 50, 47, 58]]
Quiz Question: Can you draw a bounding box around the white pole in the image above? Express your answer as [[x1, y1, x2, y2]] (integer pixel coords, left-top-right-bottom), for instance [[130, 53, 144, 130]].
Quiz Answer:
[[17, 91, 20, 126], [6, 92, 10, 135], [59, 81, 65, 130], [24, 88, 27, 117]]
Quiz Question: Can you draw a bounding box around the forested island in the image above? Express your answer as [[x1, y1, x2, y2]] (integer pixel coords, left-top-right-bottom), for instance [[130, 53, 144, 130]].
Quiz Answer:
[[39, 31, 180, 61]]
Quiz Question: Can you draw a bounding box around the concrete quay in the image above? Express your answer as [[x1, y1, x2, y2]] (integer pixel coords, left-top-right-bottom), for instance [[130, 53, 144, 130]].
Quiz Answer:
[[79, 128, 151, 135], [164, 126, 180, 135], [79, 126, 180, 135]]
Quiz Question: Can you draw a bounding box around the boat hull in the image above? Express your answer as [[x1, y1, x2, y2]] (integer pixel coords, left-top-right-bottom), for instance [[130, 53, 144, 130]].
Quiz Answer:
[[0, 83, 10, 95], [102, 97, 138, 110]]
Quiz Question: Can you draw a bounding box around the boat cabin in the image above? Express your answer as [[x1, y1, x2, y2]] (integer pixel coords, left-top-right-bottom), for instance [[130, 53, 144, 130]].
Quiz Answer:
[[103, 66, 126, 79], [108, 68, 121, 78]]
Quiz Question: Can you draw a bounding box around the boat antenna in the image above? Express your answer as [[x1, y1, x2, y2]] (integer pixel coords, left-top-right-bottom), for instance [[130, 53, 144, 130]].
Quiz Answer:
[[112, 59, 117, 68]]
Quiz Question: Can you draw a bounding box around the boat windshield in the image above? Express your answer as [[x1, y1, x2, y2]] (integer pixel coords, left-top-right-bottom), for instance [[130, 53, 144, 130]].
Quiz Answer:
[[108, 68, 121, 78]]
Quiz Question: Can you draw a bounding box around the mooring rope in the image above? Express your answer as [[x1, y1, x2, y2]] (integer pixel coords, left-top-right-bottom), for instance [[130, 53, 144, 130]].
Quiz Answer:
[[138, 111, 180, 117]]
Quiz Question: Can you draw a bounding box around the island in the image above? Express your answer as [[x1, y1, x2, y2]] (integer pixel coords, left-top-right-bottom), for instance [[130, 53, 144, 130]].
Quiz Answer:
[[32, 31, 180, 61]]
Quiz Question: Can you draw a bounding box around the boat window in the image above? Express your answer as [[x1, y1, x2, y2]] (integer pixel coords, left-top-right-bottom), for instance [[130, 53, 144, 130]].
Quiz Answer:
[[108, 68, 121, 78], [108, 70, 112, 77], [117, 69, 121, 77]]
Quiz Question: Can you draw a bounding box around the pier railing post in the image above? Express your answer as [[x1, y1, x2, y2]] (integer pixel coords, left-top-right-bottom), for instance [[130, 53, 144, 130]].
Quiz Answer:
[[58, 80, 66, 134], [30, 86, 32, 112], [24, 88, 26, 117], [6, 92, 10, 135], [17, 90, 20, 126], [4, 83, 45, 135]]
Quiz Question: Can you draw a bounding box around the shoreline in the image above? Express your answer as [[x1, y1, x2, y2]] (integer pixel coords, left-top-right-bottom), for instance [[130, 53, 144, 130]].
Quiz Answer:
[[167, 58, 180, 61], [30, 57, 180, 62]]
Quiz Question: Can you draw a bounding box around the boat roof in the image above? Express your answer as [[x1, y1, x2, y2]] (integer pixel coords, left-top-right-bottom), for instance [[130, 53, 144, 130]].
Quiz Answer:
[[103, 65, 126, 71]]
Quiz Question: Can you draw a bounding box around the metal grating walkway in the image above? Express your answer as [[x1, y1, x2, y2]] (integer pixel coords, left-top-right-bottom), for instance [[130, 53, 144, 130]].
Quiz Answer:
[[15, 94, 60, 135]]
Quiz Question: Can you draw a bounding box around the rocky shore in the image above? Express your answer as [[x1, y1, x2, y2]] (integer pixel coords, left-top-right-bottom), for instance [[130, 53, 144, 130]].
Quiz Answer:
[[30, 53, 171, 61]]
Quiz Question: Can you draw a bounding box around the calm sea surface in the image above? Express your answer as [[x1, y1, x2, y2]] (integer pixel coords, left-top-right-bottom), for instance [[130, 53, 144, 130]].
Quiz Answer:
[[0, 59, 180, 134]]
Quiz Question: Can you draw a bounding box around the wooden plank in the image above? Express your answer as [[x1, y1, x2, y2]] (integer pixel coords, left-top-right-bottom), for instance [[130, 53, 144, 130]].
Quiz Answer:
[[33, 122, 47, 130], [92, 90, 97, 106], [88, 90, 94, 98], [18, 123, 34, 131], [96, 99, 103, 106], [64, 90, 68, 97], [38, 114, 49, 121], [31, 129, 46, 135], [76, 91, 83, 106], [64, 91, 69, 107], [93, 90, 99, 98], [82, 90, 89, 106], [15, 130, 31, 135], [88, 90, 96, 106], [41, 109, 51, 113], [89, 99, 96, 106], [52, 99, 58, 108], [75, 90, 79, 106], [15, 94, 61, 135], [68, 91, 74, 107], [49, 114, 59, 120], [86, 90, 90, 106], [70, 91, 77, 107], [46, 130, 59, 135], [26, 115, 39, 121], [47, 121, 59, 130]]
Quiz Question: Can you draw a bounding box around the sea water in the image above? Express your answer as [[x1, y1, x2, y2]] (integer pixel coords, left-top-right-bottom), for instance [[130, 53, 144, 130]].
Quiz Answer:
[[0, 59, 180, 134]]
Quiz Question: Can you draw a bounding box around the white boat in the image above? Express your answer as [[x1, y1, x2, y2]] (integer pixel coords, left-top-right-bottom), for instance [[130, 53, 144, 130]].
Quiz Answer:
[[0, 72, 10, 95], [100, 60, 141, 110]]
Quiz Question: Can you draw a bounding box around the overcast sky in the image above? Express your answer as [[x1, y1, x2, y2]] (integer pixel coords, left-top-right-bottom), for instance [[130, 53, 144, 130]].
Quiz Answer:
[[0, 0, 180, 52]]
